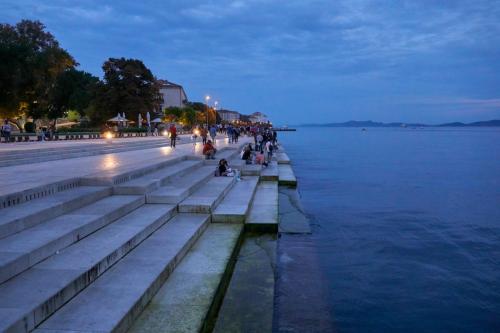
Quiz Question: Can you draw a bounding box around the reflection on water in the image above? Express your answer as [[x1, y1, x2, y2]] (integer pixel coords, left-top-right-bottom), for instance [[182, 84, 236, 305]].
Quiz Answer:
[[279, 127, 500, 333]]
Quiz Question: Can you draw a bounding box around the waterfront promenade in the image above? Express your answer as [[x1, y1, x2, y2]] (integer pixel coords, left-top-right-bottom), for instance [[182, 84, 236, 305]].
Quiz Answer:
[[0, 135, 297, 332]]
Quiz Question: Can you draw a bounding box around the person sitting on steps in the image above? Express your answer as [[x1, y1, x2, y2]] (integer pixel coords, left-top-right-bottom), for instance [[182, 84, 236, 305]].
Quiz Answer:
[[216, 159, 235, 176], [203, 140, 216, 159]]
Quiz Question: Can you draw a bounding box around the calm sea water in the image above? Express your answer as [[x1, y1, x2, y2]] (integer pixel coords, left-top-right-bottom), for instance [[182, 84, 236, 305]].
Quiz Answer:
[[278, 127, 500, 333]]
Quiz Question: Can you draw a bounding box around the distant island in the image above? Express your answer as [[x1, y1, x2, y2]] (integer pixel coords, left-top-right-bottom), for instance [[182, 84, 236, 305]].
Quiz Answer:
[[299, 120, 500, 128]]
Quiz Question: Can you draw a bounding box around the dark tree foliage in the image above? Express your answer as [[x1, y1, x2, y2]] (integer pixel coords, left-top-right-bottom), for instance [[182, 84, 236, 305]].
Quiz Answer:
[[47, 69, 99, 121], [0, 20, 76, 121], [93, 57, 163, 124]]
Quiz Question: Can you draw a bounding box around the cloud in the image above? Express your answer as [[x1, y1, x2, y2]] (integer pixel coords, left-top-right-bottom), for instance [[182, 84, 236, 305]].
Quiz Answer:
[[1, 0, 500, 122]]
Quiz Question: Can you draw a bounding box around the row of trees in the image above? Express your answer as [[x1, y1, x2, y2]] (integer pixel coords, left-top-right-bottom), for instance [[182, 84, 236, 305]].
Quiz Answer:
[[0, 20, 164, 130]]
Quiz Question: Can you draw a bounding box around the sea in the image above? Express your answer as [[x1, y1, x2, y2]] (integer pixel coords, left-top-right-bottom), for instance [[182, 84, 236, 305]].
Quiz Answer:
[[277, 127, 500, 333]]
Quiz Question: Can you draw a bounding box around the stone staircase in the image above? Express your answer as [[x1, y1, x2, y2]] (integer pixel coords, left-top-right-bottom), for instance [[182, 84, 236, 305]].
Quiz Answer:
[[0, 143, 280, 333], [0, 139, 173, 167]]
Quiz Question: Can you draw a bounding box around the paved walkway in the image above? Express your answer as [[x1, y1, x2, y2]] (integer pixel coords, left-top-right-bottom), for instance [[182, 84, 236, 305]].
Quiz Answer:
[[0, 136, 250, 199], [0, 135, 191, 153]]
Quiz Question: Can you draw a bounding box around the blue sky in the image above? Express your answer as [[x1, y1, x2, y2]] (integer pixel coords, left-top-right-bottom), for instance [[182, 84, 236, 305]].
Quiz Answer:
[[2, 0, 500, 124]]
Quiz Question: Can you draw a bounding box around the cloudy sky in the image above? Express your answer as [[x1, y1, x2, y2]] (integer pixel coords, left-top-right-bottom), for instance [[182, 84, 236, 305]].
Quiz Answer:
[[2, 0, 500, 124]]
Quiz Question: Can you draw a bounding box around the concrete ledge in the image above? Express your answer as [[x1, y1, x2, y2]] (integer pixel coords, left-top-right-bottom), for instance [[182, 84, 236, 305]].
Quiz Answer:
[[212, 177, 259, 223], [278, 164, 297, 187], [245, 181, 279, 233], [146, 166, 215, 204], [260, 161, 279, 181], [178, 177, 236, 214]]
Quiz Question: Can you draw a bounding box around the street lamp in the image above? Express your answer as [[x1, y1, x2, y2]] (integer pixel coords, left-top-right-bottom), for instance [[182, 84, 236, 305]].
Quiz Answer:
[[205, 95, 210, 128]]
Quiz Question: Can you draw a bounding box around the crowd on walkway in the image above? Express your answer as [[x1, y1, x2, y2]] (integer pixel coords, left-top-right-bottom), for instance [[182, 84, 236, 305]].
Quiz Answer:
[[196, 125, 279, 178]]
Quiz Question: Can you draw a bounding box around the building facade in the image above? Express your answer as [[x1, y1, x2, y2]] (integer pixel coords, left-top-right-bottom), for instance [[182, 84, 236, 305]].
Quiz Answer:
[[217, 110, 241, 122], [249, 112, 268, 123], [158, 80, 188, 110]]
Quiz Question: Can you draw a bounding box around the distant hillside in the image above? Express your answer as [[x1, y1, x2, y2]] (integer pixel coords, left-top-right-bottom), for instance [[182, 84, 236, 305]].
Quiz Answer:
[[300, 120, 500, 127]]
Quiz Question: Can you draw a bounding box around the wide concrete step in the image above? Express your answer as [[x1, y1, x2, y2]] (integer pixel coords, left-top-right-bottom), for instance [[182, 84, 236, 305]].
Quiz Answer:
[[129, 224, 243, 333], [203, 148, 239, 165], [35, 213, 210, 333], [178, 176, 236, 214], [0, 141, 170, 167], [274, 151, 290, 164], [0, 195, 144, 283], [146, 165, 216, 204], [278, 164, 297, 187], [0, 186, 111, 239], [260, 161, 279, 181], [81, 155, 186, 186], [228, 158, 262, 176], [114, 160, 202, 194], [0, 204, 176, 333], [0, 139, 165, 158], [246, 181, 279, 232], [212, 176, 259, 223]]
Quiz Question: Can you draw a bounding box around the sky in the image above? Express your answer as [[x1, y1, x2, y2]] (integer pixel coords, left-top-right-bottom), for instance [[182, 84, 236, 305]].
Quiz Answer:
[[2, 0, 500, 125]]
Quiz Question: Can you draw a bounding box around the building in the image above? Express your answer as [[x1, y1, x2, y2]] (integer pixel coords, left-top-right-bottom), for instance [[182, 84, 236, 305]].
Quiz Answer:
[[249, 112, 268, 123], [217, 109, 240, 123], [158, 79, 188, 110]]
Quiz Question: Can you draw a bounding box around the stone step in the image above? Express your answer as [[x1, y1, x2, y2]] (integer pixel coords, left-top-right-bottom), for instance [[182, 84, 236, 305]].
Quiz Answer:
[[213, 233, 276, 333], [0, 186, 111, 239], [260, 161, 279, 181], [0, 139, 165, 157], [246, 181, 279, 232], [114, 160, 202, 194], [81, 155, 186, 186], [178, 176, 236, 214], [146, 165, 216, 204], [212, 177, 260, 223], [203, 148, 239, 165], [129, 224, 243, 333], [228, 158, 262, 176], [278, 164, 297, 187], [0, 204, 176, 333], [0, 141, 170, 167], [274, 151, 290, 164], [35, 213, 210, 333], [0, 195, 144, 283]]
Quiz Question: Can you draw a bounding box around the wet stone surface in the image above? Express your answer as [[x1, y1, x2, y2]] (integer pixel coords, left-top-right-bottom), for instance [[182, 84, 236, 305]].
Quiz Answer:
[[213, 233, 277, 333]]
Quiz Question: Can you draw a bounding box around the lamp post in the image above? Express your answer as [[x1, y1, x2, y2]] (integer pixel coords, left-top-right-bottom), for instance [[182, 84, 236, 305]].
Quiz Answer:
[[205, 95, 210, 128]]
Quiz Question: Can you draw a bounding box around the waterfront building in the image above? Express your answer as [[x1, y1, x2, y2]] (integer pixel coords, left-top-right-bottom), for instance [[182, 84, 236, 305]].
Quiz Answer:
[[249, 112, 268, 123], [218, 109, 241, 122], [158, 79, 188, 110]]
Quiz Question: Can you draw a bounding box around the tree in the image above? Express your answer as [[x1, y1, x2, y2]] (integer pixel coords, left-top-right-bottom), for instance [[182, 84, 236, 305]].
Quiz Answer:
[[0, 20, 76, 126], [92, 58, 162, 124], [47, 68, 99, 122]]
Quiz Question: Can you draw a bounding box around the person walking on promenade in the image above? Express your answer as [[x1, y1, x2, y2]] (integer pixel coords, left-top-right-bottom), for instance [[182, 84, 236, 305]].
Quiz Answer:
[[227, 125, 234, 143], [169, 123, 177, 148], [256, 133, 263, 151], [233, 127, 239, 143], [210, 125, 217, 144], [1, 120, 11, 143], [201, 126, 208, 145], [203, 140, 216, 159], [272, 130, 278, 145], [265, 140, 273, 163]]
